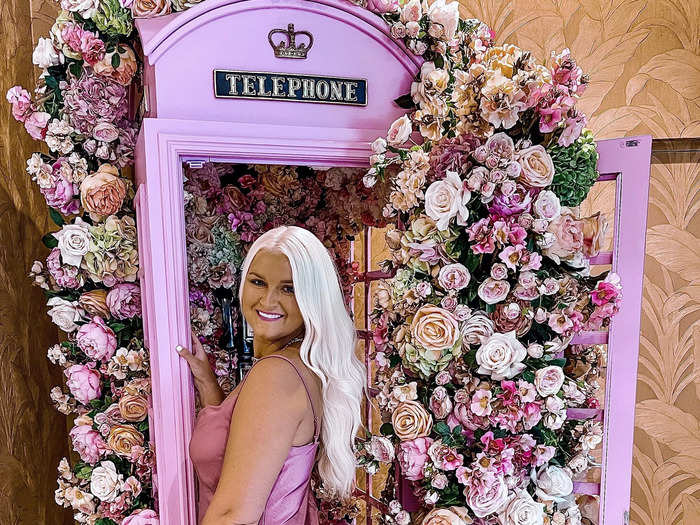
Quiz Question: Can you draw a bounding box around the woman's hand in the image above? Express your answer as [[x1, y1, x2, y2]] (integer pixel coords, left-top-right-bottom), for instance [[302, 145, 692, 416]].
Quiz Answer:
[[176, 330, 217, 388]]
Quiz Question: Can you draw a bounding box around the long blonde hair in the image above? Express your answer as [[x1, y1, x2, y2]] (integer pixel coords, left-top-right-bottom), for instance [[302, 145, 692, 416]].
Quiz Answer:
[[238, 225, 366, 499]]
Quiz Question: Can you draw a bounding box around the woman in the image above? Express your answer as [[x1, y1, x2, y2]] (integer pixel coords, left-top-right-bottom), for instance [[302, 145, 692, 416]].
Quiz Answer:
[[177, 225, 366, 524]]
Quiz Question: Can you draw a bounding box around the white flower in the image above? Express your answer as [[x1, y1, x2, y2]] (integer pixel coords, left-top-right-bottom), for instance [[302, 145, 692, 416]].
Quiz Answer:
[[498, 489, 545, 525], [533, 190, 561, 220], [60, 0, 100, 18], [26, 153, 43, 176], [395, 510, 411, 525], [424, 171, 470, 231], [467, 474, 509, 517], [475, 331, 527, 380], [534, 366, 565, 397], [363, 173, 377, 188], [47, 343, 68, 365], [46, 297, 84, 332], [53, 217, 91, 267], [89, 461, 124, 502], [427, 0, 459, 41], [387, 115, 413, 146], [369, 435, 395, 463], [371, 137, 388, 154], [532, 464, 573, 503], [32, 37, 61, 69]]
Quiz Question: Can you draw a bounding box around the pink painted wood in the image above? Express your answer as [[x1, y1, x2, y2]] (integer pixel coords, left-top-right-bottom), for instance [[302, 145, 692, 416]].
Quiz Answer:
[[133, 1, 419, 522]]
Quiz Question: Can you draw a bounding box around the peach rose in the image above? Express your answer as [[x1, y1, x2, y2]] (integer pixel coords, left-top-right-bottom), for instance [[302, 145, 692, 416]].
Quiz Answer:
[[517, 145, 554, 188], [422, 506, 473, 525], [107, 424, 144, 456], [392, 400, 433, 441], [118, 394, 149, 422], [131, 0, 171, 17], [93, 45, 137, 86], [410, 305, 461, 356], [80, 164, 127, 220]]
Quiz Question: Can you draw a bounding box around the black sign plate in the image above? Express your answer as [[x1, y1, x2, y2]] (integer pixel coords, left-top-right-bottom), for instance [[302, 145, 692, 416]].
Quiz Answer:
[[214, 70, 367, 106]]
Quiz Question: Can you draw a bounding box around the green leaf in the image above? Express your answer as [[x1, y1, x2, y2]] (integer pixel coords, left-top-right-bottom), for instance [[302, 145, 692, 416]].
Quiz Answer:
[[42, 233, 58, 249], [111, 52, 121, 68], [109, 322, 126, 333], [379, 422, 395, 436], [434, 421, 450, 436], [393, 93, 416, 109], [522, 370, 535, 383], [547, 358, 567, 368], [49, 208, 65, 227], [434, 54, 445, 69], [76, 464, 93, 479]]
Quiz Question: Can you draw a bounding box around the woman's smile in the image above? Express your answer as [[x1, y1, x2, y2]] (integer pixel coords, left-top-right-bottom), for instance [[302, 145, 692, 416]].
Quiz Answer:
[[256, 309, 285, 321]]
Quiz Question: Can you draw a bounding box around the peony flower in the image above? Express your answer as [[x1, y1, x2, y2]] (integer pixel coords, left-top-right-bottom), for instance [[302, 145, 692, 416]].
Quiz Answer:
[[118, 394, 149, 422], [392, 400, 433, 440], [398, 436, 434, 480], [106, 283, 141, 320], [477, 277, 510, 304], [427, 0, 459, 41], [70, 424, 106, 464], [424, 171, 471, 231], [76, 316, 117, 361], [517, 145, 555, 188], [46, 297, 84, 332], [534, 366, 565, 396], [90, 461, 124, 502], [467, 474, 509, 517], [108, 424, 145, 456], [533, 464, 573, 503], [438, 263, 471, 291], [24, 111, 51, 140], [475, 331, 527, 380], [53, 217, 91, 267], [498, 489, 545, 525], [122, 509, 159, 525], [80, 164, 127, 220], [65, 363, 101, 404]]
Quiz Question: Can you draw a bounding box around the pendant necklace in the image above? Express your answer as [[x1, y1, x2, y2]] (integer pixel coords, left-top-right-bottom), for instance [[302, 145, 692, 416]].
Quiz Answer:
[[252, 335, 304, 364]]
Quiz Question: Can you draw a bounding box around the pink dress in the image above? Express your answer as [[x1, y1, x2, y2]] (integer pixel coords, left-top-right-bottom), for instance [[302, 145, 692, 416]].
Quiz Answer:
[[189, 354, 321, 524]]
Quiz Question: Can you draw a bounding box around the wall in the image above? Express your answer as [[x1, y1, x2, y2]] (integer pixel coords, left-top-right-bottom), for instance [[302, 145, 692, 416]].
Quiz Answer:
[[0, 0, 698, 523]]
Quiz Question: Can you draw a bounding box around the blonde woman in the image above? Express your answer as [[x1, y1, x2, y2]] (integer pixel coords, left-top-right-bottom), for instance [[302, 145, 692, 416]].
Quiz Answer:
[[178, 226, 366, 524]]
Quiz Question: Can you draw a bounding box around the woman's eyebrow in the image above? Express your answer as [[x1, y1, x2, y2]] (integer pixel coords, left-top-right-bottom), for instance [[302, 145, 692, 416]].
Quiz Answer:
[[249, 272, 293, 283]]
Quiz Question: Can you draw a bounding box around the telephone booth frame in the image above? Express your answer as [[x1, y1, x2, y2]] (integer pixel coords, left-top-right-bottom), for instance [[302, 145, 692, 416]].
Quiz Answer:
[[133, 1, 652, 523]]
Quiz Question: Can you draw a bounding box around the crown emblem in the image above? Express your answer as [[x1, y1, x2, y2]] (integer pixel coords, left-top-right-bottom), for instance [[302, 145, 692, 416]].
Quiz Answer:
[[268, 24, 314, 59]]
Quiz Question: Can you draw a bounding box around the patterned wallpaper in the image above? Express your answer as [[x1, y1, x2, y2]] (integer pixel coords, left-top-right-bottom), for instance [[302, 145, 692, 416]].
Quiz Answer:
[[1, 0, 697, 523]]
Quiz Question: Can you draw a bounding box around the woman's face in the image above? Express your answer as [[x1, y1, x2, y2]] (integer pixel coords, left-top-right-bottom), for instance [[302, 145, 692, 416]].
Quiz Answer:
[[241, 248, 304, 345]]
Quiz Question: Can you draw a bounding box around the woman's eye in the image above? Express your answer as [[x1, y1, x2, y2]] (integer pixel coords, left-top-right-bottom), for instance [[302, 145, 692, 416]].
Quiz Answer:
[[250, 278, 265, 286], [283, 286, 295, 294]]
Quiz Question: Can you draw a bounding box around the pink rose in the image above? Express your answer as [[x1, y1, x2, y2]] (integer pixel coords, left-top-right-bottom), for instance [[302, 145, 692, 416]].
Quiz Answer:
[[477, 277, 510, 304], [438, 263, 471, 291], [398, 437, 434, 480], [428, 440, 463, 470], [76, 316, 117, 361], [533, 190, 561, 220], [106, 283, 141, 320], [544, 208, 583, 264], [93, 122, 120, 142], [387, 115, 412, 146], [534, 366, 565, 396], [79, 164, 127, 220], [24, 111, 51, 140], [65, 363, 102, 405], [429, 386, 453, 419], [70, 424, 106, 464], [122, 509, 159, 525], [6, 86, 32, 122]]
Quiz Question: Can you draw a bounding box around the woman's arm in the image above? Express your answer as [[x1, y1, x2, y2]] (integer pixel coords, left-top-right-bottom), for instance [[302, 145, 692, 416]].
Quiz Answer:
[[201, 357, 308, 525]]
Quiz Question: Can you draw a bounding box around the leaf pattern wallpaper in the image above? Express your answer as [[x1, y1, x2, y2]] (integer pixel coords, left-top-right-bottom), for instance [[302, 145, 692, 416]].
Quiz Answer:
[[1, 0, 698, 523]]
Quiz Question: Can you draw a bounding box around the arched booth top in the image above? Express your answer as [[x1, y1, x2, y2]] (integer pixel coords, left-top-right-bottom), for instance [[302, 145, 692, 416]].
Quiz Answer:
[[132, 2, 420, 523], [135, 0, 421, 128]]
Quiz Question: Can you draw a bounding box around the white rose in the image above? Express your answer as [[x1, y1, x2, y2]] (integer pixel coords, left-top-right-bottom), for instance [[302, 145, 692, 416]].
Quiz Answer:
[[396, 510, 411, 525], [467, 475, 509, 517], [533, 190, 561, 220], [53, 217, 91, 267], [89, 461, 123, 502], [363, 173, 377, 188], [60, 0, 100, 18], [400, 0, 422, 23], [534, 366, 565, 397], [532, 464, 573, 503], [527, 343, 544, 358], [424, 171, 470, 231], [46, 297, 84, 332], [427, 0, 459, 41], [32, 37, 61, 69], [387, 115, 413, 146], [371, 137, 387, 154], [499, 489, 545, 525], [475, 331, 527, 380]]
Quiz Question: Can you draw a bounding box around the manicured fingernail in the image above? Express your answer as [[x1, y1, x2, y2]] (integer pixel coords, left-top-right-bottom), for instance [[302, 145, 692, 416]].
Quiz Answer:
[[176, 345, 183, 352]]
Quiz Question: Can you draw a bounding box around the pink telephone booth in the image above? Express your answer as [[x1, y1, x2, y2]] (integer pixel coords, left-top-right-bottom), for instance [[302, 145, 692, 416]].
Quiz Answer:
[[133, 0, 652, 523], [133, 0, 419, 522]]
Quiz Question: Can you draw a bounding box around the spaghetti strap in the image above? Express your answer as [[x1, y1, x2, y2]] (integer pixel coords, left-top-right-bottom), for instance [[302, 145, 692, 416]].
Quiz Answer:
[[255, 354, 320, 441]]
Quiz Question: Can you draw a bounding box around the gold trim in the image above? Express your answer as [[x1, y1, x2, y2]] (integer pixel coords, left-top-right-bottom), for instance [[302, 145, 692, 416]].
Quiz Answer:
[[212, 69, 368, 107]]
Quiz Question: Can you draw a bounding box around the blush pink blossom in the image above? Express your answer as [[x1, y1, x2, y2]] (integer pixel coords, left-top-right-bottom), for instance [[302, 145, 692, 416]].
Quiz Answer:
[[398, 437, 434, 480], [428, 440, 463, 471], [106, 283, 142, 320], [470, 389, 493, 417], [76, 316, 117, 361], [24, 111, 51, 140], [70, 424, 106, 464], [121, 509, 159, 525], [65, 363, 102, 405], [6, 86, 32, 122]]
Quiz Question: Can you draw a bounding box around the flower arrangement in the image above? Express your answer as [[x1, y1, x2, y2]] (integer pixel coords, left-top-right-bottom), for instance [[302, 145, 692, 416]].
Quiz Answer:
[[351, 1, 619, 524], [6, 0, 618, 523]]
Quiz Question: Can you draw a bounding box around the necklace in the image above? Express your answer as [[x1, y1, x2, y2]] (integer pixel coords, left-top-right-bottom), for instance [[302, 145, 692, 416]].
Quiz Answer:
[[252, 335, 304, 363]]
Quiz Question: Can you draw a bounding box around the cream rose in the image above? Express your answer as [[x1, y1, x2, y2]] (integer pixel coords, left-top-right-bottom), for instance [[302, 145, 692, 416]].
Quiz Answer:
[[392, 400, 433, 441], [517, 145, 554, 188], [89, 461, 123, 502], [498, 489, 545, 525], [424, 171, 470, 231], [46, 297, 84, 332], [475, 331, 527, 380], [427, 0, 459, 41], [387, 115, 413, 146], [410, 305, 461, 356], [533, 464, 573, 503], [534, 366, 565, 397], [422, 506, 473, 525], [461, 311, 495, 346], [533, 190, 561, 220], [118, 394, 149, 422], [53, 217, 91, 267], [107, 425, 145, 457]]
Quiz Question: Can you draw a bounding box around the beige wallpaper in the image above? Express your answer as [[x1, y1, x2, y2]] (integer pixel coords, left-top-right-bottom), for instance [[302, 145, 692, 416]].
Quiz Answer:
[[1, 0, 698, 523]]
